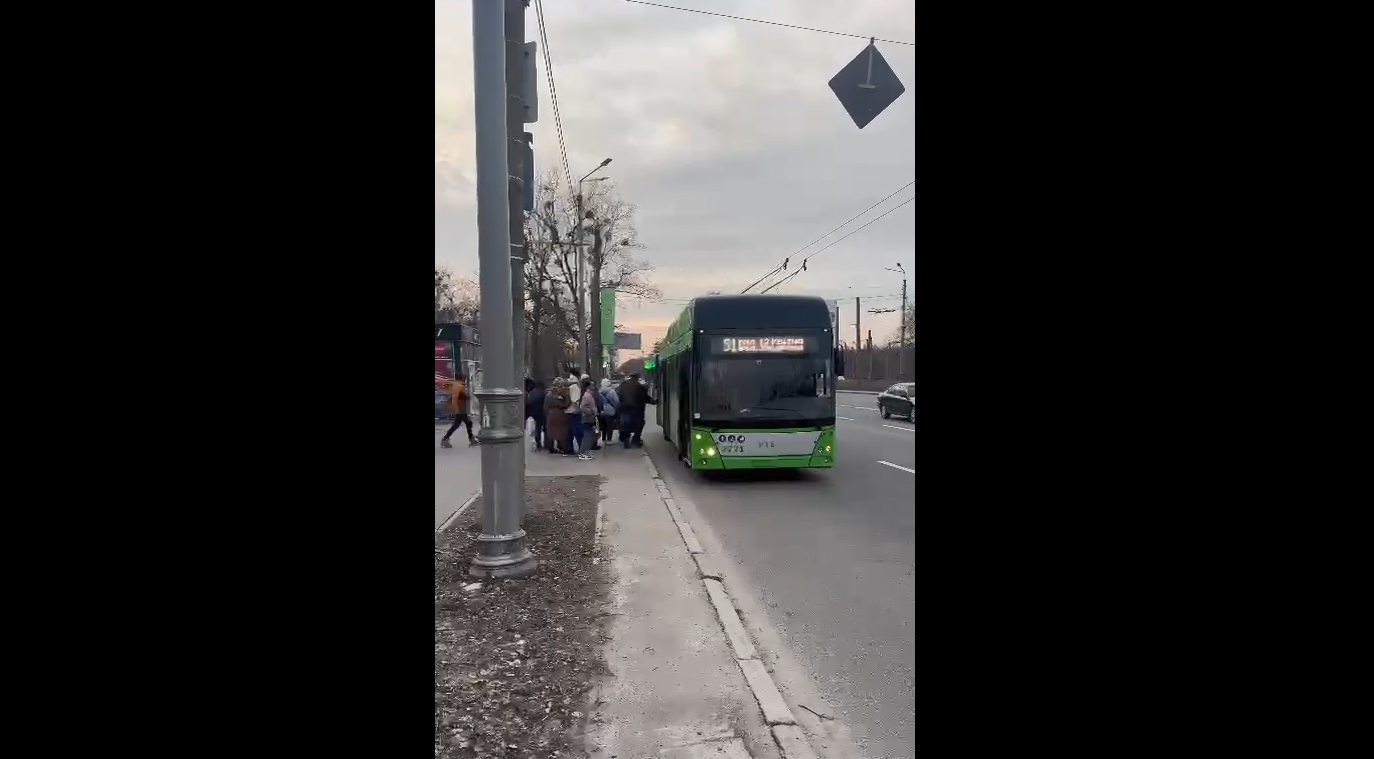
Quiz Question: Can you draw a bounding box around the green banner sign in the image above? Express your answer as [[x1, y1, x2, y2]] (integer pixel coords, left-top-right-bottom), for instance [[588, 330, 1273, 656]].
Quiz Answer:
[[599, 291, 616, 345]]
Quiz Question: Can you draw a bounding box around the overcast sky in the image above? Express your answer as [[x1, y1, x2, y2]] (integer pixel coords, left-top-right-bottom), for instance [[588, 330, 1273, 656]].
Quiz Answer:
[[436, 0, 915, 358]]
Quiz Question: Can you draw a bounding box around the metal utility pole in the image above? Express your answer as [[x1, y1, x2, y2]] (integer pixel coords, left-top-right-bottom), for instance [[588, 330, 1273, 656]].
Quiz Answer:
[[505, 0, 528, 515], [885, 263, 907, 380], [577, 189, 588, 377], [866, 329, 874, 380], [900, 276, 907, 380], [854, 296, 861, 358], [469, 0, 535, 579], [575, 161, 611, 380]]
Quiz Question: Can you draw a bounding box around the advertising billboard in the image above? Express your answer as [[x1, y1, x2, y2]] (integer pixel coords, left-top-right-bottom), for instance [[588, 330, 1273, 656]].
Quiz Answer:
[[435, 340, 456, 419]]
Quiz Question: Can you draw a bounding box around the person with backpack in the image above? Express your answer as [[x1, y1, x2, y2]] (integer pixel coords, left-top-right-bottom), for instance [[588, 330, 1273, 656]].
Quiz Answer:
[[439, 373, 478, 448], [598, 378, 619, 444]]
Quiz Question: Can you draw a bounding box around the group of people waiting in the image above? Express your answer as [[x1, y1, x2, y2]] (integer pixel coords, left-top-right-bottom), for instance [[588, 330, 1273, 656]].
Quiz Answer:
[[524, 371, 657, 460]]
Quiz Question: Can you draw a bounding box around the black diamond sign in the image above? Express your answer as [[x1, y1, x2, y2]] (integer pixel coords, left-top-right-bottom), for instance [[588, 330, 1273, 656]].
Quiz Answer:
[[828, 42, 905, 129]]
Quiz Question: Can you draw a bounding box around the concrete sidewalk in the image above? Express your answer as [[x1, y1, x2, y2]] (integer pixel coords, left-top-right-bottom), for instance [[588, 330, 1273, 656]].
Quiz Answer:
[[434, 423, 482, 530], [435, 429, 823, 757], [577, 449, 779, 759]]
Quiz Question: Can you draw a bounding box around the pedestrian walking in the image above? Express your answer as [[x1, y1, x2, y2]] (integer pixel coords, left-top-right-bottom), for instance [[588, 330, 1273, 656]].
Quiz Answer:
[[439, 373, 478, 448], [544, 378, 571, 455], [598, 378, 619, 443], [578, 379, 599, 460]]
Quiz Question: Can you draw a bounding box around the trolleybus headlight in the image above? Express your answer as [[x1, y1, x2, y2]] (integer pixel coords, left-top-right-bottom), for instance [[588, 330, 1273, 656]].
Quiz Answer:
[[706, 447, 716, 456], [694, 432, 702, 441], [825, 445, 832, 452]]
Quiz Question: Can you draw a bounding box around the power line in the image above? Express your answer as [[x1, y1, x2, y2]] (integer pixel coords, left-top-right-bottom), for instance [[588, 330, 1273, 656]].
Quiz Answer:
[[624, 0, 914, 46], [744, 180, 914, 293], [534, 0, 574, 192], [761, 196, 915, 293]]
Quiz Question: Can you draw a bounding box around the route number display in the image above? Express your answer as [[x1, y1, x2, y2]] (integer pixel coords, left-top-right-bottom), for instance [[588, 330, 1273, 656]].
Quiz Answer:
[[718, 336, 806, 354]]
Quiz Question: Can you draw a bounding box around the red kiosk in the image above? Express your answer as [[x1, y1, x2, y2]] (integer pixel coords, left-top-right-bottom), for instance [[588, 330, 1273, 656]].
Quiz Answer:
[[434, 323, 481, 420]]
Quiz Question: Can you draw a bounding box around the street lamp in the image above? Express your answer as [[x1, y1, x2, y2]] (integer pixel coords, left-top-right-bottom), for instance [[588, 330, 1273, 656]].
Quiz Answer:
[[884, 263, 908, 380], [577, 158, 613, 378]]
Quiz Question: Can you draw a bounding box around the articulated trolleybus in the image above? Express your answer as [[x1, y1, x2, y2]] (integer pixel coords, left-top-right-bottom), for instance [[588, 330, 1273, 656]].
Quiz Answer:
[[653, 294, 844, 470]]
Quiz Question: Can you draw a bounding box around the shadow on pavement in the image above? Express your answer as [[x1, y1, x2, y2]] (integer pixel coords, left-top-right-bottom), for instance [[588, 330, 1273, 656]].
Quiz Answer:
[[688, 467, 828, 486]]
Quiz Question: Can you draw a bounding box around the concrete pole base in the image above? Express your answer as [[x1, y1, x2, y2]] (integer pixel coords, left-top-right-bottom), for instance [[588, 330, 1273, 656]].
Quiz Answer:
[[470, 386, 535, 579], [469, 556, 538, 579], [469, 529, 538, 578]]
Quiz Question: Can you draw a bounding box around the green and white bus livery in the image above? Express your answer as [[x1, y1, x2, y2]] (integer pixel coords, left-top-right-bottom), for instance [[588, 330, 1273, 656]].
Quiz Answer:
[[652, 294, 843, 470]]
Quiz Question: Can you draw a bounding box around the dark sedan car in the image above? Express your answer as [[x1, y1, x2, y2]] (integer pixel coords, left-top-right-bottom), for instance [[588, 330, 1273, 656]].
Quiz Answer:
[[878, 382, 915, 423]]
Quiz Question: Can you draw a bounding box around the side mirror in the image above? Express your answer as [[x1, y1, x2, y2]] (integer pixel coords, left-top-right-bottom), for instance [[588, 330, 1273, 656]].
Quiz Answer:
[[833, 348, 846, 378]]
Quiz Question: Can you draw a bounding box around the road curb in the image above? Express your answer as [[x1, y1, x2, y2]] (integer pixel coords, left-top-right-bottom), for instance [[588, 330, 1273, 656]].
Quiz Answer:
[[641, 455, 821, 759], [437, 491, 481, 533], [704, 578, 757, 660], [771, 726, 819, 759]]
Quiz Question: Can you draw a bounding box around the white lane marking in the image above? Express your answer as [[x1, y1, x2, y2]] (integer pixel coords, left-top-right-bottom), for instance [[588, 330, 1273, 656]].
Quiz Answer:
[[839, 404, 878, 411], [882, 425, 914, 432], [837, 416, 856, 421], [878, 460, 915, 473]]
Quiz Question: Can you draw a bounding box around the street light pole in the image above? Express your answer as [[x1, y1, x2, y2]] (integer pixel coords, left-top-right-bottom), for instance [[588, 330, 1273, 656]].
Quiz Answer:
[[886, 263, 907, 380], [469, 0, 535, 579], [504, 0, 528, 517], [576, 190, 586, 375], [576, 159, 611, 377]]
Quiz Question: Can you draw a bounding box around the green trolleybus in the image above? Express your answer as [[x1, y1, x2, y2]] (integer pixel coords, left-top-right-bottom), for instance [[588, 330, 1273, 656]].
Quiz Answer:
[[653, 294, 843, 470]]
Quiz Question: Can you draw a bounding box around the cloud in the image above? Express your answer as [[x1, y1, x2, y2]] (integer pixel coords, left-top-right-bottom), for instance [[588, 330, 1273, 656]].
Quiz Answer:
[[436, 0, 914, 344]]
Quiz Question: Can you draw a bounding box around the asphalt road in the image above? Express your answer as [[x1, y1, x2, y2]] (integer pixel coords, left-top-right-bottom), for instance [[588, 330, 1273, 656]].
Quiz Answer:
[[643, 391, 915, 759]]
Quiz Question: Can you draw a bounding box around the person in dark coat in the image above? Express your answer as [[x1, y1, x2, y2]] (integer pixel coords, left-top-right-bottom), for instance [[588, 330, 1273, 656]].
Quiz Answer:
[[616, 372, 658, 448], [630, 373, 657, 446], [526, 380, 547, 451], [616, 375, 641, 448]]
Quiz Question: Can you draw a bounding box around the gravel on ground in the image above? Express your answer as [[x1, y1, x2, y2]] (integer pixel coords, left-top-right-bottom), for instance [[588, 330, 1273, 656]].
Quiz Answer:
[[435, 475, 609, 758]]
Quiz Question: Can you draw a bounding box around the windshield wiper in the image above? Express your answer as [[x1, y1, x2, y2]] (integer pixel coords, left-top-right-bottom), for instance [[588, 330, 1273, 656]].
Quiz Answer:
[[740, 406, 805, 417]]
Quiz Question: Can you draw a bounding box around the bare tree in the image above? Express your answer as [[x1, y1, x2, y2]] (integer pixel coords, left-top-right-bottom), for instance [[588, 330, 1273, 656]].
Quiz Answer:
[[435, 266, 479, 324], [525, 173, 585, 378], [584, 182, 658, 382], [883, 302, 915, 347], [529, 171, 659, 383]]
